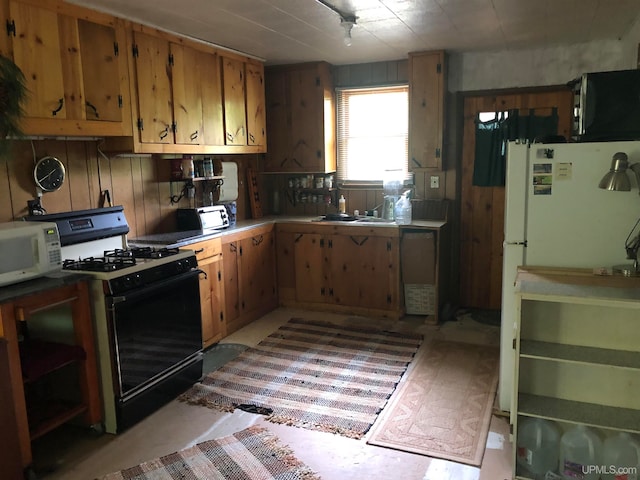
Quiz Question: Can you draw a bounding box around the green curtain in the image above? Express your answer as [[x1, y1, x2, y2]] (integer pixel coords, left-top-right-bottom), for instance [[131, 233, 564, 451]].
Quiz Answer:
[[473, 108, 559, 187]]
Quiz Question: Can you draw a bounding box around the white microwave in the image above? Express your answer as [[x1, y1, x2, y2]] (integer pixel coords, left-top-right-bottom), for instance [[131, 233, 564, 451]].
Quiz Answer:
[[0, 221, 62, 287]]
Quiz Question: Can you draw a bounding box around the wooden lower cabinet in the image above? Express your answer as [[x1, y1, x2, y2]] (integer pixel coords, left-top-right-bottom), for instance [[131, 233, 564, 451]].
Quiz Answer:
[[191, 238, 225, 348], [276, 223, 402, 318], [222, 224, 278, 335]]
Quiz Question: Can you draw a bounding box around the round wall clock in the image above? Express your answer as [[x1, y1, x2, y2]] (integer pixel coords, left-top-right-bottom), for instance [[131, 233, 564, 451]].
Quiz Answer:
[[34, 156, 65, 192]]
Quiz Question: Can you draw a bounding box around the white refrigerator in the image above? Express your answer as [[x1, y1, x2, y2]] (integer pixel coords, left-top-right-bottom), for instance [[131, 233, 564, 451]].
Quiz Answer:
[[499, 140, 640, 412]]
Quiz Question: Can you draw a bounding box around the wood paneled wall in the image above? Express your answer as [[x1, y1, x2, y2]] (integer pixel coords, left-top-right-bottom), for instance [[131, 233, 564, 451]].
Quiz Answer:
[[0, 140, 258, 238], [459, 87, 574, 310]]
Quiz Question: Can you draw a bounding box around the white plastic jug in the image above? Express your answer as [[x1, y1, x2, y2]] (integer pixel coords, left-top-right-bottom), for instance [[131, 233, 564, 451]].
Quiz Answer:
[[516, 417, 561, 479], [394, 194, 412, 225], [559, 424, 602, 480], [601, 432, 640, 480]]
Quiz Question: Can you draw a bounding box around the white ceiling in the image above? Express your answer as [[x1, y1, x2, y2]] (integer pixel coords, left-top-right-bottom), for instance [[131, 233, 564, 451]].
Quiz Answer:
[[67, 0, 640, 66]]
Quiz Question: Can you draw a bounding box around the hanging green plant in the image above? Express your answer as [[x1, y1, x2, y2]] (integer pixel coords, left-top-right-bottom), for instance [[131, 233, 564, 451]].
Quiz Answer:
[[0, 54, 28, 154]]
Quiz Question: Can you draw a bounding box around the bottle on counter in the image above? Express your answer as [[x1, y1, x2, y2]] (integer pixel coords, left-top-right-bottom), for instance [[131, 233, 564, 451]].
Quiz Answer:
[[394, 191, 412, 225], [338, 195, 346, 214]]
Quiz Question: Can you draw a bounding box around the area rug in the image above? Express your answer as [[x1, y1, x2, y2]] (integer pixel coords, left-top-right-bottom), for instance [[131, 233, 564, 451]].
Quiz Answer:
[[366, 340, 499, 466], [98, 426, 320, 480], [179, 318, 423, 439]]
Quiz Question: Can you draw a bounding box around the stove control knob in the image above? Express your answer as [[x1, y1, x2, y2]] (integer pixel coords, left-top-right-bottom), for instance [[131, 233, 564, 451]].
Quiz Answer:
[[175, 261, 185, 273], [132, 273, 143, 287]]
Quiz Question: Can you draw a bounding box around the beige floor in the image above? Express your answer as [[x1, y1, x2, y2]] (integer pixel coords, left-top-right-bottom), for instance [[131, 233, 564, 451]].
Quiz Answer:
[[33, 307, 513, 480]]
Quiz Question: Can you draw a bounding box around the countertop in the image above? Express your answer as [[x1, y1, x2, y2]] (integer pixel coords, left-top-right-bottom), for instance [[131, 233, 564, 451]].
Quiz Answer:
[[129, 216, 448, 249], [0, 271, 92, 304]]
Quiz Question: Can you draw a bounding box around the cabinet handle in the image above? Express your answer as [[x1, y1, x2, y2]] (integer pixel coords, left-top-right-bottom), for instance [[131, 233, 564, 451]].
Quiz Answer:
[[294, 234, 303, 243], [350, 236, 369, 246], [280, 158, 289, 167], [411, 157, 422, 168], [190, 130, 198, 141], [229, 243, 237, 253], [252, 235, 263, 246], [198, 269, 208, 280], [52, 98, 64, 117], [292, 158, 302, 167], [159, 126, 169, 140], [249, 133, 255, 143], [194, 248, 204, 254], [226, 132, 234, 142], [6, 20, 16, 36], [86, 101, 99, 119]]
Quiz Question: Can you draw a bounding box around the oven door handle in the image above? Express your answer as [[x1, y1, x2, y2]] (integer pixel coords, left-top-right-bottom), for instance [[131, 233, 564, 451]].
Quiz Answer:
[[108, 269, 203, 306]]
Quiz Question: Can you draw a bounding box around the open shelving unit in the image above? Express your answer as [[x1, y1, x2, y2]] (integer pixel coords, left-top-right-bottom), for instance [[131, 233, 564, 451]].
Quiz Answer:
[[512, 267, 640, 479]]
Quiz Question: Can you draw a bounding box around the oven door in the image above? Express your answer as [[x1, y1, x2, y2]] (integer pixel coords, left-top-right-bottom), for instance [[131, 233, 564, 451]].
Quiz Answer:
[[107, 269, 203, 400]]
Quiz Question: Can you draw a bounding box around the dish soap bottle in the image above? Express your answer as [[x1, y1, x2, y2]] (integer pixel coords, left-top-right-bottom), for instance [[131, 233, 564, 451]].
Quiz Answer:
[[338, 195, 346, 214]]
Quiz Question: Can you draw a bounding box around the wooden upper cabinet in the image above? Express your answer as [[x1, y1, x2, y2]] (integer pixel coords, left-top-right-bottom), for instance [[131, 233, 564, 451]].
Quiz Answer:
[[263, 62, 336, 173], [78, 20, 125, 123], [10, 1, 67, 119], [200, 51, 225, 146], [221, 55, 247, 146], [6, 0, 132, 136], [132, 31, 173, 144], [171, 43, 204, 145], [408, 50, 446, 170], [245, 61, 266, 147]]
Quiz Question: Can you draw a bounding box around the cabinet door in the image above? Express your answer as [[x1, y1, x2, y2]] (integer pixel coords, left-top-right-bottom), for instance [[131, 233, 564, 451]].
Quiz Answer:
[[221, 56, 247, 145], [264, 68, 290, 171], [245, 62, 266, 147], [199, 254, 224, 348], [132, 31, 173, 144], [78, 19, 125, 123], [9, 1, 67, 119], [409, 51, 445, 170], [240, 231, 277, 313], [289, 67, 324, 171], [222, 240, 240, 324], [170, 43, 204, 145], [330, 234, 398, 311], [293, 233, 326, 304], [201, 50, 225, 146]]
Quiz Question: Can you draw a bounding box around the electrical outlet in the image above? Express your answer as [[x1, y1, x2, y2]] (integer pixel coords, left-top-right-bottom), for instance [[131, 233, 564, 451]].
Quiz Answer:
[[430, 175, 440, 188]]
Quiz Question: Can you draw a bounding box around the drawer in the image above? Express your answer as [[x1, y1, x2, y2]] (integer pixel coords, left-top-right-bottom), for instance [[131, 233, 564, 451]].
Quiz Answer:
[[188, 238, 222, 260]]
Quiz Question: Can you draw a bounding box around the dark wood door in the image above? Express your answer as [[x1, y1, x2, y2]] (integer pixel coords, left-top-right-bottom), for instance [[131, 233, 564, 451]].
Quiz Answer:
[[459, 87, 573, 309]]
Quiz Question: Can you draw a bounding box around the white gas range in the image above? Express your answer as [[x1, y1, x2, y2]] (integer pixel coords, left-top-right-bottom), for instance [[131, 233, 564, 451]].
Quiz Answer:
[[27, 207, 203, 434]]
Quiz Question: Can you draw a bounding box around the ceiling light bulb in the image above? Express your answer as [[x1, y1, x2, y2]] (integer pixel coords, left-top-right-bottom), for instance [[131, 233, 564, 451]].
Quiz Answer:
[[341, 18, 355, 47]]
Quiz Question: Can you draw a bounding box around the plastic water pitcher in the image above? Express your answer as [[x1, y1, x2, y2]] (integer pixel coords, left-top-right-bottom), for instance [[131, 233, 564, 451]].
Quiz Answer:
[[516, 417, 561, 480], [559, 424, 602, 480], [601, 432, 640, 480]]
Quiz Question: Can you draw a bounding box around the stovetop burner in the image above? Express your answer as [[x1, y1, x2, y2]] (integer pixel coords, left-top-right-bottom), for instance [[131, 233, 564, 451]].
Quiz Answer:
[[128, 246, 180, 259], [63, 256, 137, 272], [63, 247, 181, 272]]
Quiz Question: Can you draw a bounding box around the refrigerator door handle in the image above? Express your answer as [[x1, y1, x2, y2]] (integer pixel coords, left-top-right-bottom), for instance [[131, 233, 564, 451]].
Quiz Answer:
[[504, 240, 527, 247]]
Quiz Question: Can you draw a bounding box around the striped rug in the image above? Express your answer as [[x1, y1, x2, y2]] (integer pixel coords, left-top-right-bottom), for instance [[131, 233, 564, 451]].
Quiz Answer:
[[99, 426, 320, 480], [180, 318, 423, 439]]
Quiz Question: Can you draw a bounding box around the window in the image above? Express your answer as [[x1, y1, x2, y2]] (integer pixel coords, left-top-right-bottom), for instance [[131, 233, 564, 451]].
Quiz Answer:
[[336, 85, 409, 185]]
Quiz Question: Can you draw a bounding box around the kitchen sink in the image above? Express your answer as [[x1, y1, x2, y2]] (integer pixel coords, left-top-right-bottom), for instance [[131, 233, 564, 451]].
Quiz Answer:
[[354, 217, 396, 223], [313, 214, 396, 224]]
